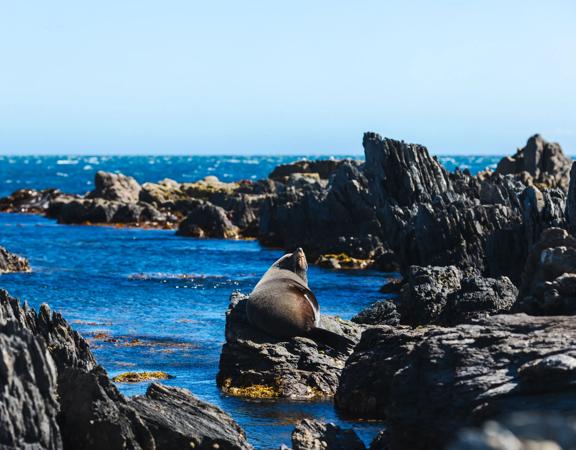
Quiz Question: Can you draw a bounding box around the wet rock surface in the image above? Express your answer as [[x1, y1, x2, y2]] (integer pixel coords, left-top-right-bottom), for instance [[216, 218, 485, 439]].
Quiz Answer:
[[217, 292, 364, 399], [131, 383, 253, 450], [0, 245, 31, 273], [290, 419, 366, 450], [336, 314, 576, 450]]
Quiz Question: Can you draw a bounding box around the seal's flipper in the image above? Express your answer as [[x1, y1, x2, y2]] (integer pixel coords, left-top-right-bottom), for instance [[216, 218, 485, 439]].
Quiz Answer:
[[308, 327, 355, 353]]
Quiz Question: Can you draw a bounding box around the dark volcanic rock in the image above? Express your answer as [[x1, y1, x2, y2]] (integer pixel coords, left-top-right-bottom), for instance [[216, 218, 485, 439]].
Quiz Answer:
[[567, 161, 576, 233], [50, 197, 165, 226], [397, 265, 517, 326], [269, 159, 347, 181], [351, 300, 400, 326], [217, 292, 363, 399], [259, 159, 382, 261], [496, 134, 572, 191], [131, 382, 253, 450], [0, 290, 152, 450], [0, 289, 256, 450], [0, 188, 64, 213], [448, 412, 576, 450], [0, 246, 31, 273], [336, 314, 576, 450], [363, 132, 452, 207], [87, 171, 142, 203], [57, 365, 155, 450], [514, 227, 576, 315], [177, 202, 240, 238], [290, 419, 366, 450], [0, 322, 62, 450]]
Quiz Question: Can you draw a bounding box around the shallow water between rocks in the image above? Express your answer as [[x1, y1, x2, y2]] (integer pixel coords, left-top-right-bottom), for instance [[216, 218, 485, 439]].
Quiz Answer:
[[0, 154, 501, 448], [0, 212, 392, 448]]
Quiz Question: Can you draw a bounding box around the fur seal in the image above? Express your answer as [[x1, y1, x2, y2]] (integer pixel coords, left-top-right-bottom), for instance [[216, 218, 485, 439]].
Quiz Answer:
[[246, 248, 354, 352]]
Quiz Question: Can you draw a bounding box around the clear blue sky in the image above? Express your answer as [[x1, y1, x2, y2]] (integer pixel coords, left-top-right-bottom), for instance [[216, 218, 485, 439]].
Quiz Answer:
[[0, 1, 574, 155]]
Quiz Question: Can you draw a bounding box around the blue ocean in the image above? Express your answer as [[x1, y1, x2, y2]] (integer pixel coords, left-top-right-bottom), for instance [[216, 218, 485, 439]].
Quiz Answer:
[[0, 155, 502, 449]]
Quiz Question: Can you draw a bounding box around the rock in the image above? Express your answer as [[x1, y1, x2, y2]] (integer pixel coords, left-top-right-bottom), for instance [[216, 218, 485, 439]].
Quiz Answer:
[[397, 265, 516, 326], [315, 253, 372, 269], [291, 419, 366, 450], [351, 300, 400, 326], [87, 171, 142, 203], [131, 382, 253, 450], [269, 160, 347, 181], [217, 292, 363, 399], [0, 289, 256, 449], [496, 134, 572, 191], [379, 278, 403, 295], [57, 365, 155, 450], [181, 176, 240, 199], [140, 178, 187, 205], [514, 227, 576, 315], [448, 413, 576, 450], [336, 314, 576, 450], [176, 202, 240, 239], [0, 322, 62, 450], [0, 246, 31, 273], [0, 290, 96, 372], [364, 133, 453, 207], [259, 160, 381, 262], [112, 371, 173, 383], [566, 162, 576, 233], [0, 188, 64, 213]]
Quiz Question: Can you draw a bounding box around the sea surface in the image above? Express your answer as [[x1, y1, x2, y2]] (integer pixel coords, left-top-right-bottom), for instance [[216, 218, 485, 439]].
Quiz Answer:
[[0, 154, 502, 449]]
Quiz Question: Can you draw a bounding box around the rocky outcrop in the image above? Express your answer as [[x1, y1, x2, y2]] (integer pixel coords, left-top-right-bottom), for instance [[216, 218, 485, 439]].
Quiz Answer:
[[0, 188, 64, 214], [87, 171, 142, 203], [0, 289, 254, 450], [131, 383, 253, 450], [513, 227, 576, 315], [290, 419, 366, 450], [566, 161, 576, 233], [351, 300, 400, 326], [496, 134, 572, 191], [396, 265, 517, 326], [0, 322, 62, 450], [259, 160, 382, 262], [336, 314, 576, 450], [176, 202, 240, 239], [0, 246, 31, 273], [268, 160, 347, 181], [217, 292, 363, 399]]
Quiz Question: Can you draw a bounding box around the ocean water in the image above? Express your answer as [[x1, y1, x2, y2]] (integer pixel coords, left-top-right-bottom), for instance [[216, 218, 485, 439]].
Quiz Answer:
[[0, 155, 502, 449], [0, 154, 502, 197]]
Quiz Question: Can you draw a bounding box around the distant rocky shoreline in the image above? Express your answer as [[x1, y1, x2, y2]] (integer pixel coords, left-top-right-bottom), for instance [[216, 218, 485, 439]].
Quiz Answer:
[[2, 132, 576, 449]]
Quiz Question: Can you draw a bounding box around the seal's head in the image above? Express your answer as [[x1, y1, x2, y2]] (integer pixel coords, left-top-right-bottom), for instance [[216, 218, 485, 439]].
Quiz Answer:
[[273, 247, 308, 283]]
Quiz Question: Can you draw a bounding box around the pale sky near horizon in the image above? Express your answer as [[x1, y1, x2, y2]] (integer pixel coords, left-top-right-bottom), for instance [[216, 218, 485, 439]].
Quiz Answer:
[[0, 1, 574, 155]]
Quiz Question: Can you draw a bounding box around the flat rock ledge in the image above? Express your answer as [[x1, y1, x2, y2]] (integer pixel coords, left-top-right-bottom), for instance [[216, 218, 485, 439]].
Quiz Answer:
[[131, 382, 253, 450], [335, 313, 576, 450], [217, 292, 364, 400]]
